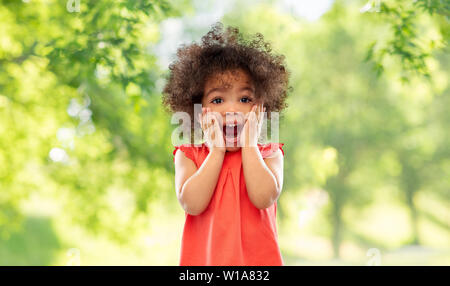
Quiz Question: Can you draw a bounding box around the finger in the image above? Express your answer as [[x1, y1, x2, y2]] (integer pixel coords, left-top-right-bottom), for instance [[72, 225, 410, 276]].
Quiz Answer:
[[248, 105, 256, 123], [200, 113, 207, 130], [259, 104, 264, 122], [204, 117, 213, 140], [209, 109, 216, 126], [247, 110, 254, 130], [207, 110, 216, 130], [205, 115, 213, 130], [202, 112, 207, 129], [252, 109, 257, 124], [205, 107, 210, 122], [200, 107, 207, 128], [210, 112, 221, 133], [212, 113, 220, 130], [205, 108, 212, 128], [212, 115, 223, 143], [210, 116, 215, 141], [203, 112, 213, 130], [248, 105, 256, 120], [214, 112, 223, 127]]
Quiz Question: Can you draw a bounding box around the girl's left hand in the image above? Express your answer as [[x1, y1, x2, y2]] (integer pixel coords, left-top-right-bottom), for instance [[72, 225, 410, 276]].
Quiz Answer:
[[240, 103, 265, 147]]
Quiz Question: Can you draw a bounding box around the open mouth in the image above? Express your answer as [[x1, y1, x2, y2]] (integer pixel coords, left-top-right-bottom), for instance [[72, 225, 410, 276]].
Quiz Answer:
[[222, 123, 244, 145]]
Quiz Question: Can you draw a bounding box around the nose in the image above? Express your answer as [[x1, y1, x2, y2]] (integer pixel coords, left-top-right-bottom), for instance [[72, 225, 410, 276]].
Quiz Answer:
[[224, 111, 244, 125], [220, 101, 245, 124]]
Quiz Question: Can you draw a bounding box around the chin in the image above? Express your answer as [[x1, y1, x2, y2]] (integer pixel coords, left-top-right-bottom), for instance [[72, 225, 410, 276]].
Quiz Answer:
[[225, 146, 241, 152], [223, 133, 242, 152]]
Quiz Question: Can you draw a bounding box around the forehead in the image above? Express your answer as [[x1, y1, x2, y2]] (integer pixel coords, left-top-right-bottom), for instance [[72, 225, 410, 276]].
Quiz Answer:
[[204, 69, 254, 89]]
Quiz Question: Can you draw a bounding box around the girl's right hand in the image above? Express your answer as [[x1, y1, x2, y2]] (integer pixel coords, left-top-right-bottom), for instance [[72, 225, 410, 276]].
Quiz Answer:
[[198, 107, 226, 154]]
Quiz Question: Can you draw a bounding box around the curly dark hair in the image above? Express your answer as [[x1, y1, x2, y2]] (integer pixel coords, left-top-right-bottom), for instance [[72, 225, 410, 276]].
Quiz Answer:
[[162, 22, 291, 131]]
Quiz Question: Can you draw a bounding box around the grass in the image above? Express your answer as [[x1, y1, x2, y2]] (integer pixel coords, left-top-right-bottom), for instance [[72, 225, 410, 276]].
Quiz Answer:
[[0, 191, 448, 265]]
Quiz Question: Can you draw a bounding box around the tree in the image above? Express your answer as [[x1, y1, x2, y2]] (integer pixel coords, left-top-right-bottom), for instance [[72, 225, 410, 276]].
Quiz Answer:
[[0, 0, 187, 241], [223, 0, 449, 259], [363, 0, 449, 81]]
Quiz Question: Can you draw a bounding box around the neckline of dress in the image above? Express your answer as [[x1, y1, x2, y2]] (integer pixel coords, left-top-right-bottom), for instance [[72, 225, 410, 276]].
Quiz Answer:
[[202, 143, 265, 152], [203, 143, 241, 155]]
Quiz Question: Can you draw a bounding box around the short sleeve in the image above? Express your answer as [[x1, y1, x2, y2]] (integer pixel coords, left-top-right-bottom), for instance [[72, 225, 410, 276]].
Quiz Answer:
[[259, 142, 285, 158], [173, 144, 196, 163]]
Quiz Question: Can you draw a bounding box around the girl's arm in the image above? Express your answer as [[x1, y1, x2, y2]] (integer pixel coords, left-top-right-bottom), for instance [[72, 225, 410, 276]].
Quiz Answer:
[[242, 147, 284, 209], [174, 148, 225, 215]]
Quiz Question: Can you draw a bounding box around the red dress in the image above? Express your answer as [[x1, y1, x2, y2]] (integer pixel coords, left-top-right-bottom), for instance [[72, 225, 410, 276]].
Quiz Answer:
[[172, 142, 285, 266]]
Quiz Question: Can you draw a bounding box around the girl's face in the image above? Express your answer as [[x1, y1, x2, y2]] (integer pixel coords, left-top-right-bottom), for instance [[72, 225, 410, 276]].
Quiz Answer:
[[201, 68, 260, 152]]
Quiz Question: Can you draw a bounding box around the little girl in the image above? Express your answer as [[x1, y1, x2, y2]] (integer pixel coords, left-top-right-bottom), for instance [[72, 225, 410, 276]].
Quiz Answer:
[[162, 23, 290, 266]]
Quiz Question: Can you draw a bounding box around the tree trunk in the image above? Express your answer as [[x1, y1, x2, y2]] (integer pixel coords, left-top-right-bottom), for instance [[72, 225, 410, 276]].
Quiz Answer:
[[331, 202, 342, 259], [406, 187, 420, 245]]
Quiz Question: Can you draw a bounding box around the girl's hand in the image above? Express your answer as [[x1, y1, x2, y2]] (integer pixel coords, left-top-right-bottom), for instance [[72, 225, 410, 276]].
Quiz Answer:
[[240, 103, 265, 147], [198, 107, 226, 154]]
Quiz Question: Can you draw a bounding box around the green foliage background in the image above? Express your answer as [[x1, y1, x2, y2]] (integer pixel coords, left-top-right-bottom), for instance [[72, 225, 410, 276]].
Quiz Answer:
[[0, 0, 448, 265]]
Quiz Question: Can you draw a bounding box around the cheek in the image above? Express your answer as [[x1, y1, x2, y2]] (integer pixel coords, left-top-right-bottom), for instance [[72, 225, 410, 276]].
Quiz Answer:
[[242, 105, 254, 114], [206, 105, 219, 112]]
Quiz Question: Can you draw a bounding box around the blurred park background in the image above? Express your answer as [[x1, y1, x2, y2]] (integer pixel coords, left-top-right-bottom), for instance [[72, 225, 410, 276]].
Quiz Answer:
[[0, 0, 449, 265]]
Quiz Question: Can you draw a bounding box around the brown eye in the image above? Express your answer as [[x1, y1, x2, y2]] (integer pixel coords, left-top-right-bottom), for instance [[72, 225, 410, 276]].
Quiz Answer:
[[211, 98, 223, 104], [240, 97, 252, 103]]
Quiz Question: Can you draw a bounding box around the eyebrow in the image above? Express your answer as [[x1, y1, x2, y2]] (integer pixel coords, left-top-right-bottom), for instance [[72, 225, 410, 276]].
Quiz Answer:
[[205, 87, 228, 98], [205, 85, 255, 99], [239, 86, 255, 94]]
